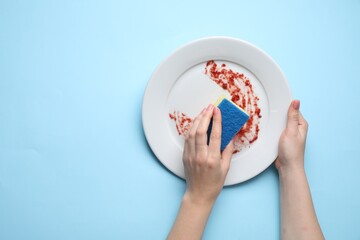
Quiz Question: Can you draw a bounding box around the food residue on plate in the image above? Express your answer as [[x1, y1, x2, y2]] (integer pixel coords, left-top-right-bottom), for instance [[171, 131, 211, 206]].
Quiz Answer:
[[169, 60, 262, 153]]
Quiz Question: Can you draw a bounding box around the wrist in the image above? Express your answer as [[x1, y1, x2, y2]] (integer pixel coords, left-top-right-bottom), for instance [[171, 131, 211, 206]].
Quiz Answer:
[[276, 156, 305, 175], [183, 191, 217, 209], [278, 163, 306, 180]]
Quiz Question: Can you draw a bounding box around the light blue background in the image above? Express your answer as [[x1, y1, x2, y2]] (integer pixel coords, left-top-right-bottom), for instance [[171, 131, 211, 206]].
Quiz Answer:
[[1, 0, 359, 239]]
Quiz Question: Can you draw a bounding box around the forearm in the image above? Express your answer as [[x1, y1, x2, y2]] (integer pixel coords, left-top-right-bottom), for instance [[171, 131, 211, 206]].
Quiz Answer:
[[167, 193, 215, 240], [279, 166, 324, 240]]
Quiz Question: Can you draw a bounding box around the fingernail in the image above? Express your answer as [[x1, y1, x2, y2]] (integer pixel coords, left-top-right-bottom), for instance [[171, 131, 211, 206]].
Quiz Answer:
[[292, 100, 300, 110], [207, 104, 214, 111], [201, 107, 206, 114]]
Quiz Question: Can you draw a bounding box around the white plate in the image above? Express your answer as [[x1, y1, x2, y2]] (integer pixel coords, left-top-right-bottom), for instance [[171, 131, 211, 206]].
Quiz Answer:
[[142, 37, 291, 185]]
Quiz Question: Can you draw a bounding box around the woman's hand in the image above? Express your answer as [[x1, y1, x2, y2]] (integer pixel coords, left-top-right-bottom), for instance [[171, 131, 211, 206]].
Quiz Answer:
[[183, 104, 234, 205], [167, 104, 234, 240], [275, 100, 324, 240], [275, 100, 309, 174]]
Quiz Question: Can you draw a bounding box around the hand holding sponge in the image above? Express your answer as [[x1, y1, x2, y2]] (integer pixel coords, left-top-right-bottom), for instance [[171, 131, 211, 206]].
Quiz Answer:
[[207, 96, 250, 151]]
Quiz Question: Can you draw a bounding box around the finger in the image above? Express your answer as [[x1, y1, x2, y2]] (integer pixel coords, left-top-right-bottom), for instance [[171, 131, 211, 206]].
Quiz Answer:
[[221, 139, 234, 171], [187, 108, 205, 139], [298, 111, 309, 137], [187, 109, 205, 160], [183, 135, 190, 164], [286, 100, 300, 135], [209, 106, 222, 155], [195, 104, 214, 147]]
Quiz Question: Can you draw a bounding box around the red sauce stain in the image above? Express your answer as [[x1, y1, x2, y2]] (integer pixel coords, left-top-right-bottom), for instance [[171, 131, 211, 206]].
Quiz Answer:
[[169, 60, 262, 153], [169, 112, 192, 136]]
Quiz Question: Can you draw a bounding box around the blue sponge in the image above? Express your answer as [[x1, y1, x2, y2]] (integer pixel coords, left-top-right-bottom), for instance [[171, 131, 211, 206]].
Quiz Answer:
[[207, 96, 250, 151]]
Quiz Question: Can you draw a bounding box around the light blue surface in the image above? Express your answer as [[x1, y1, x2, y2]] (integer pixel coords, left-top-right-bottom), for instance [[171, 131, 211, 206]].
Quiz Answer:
[[1, 0, 359, 239]]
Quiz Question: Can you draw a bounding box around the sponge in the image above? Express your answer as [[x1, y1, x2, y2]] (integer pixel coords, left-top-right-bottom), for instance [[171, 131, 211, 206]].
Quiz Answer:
[[207, 96, 250, 151]]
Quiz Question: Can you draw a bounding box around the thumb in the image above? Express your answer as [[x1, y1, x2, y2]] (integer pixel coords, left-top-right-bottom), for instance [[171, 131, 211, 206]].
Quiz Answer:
[[221, 140, 234, 172], [286, 100, 300, 135]]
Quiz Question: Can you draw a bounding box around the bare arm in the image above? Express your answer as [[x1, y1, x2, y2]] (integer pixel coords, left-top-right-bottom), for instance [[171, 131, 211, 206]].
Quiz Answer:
[[275, 100, 324, 240], [167, 104, 233, 240], [166, 194, 214, 240]]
